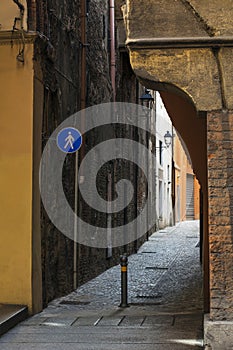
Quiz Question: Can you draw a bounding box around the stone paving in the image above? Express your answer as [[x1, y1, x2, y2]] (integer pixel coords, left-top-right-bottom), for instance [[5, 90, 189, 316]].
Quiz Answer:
[[0, 220, 204, 349]]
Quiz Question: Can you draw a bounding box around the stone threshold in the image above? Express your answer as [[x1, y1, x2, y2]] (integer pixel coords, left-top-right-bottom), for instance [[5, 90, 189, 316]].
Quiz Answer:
[[0, 304, 28, 336], [204, 314, 233, 349]]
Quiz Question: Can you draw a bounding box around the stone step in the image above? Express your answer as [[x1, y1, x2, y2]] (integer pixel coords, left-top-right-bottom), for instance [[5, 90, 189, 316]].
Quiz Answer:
[[0, 304, 28, 336]]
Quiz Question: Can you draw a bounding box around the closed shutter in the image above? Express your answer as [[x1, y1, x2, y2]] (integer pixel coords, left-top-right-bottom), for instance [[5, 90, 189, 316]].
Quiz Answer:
[[186, 174, 194, 219]]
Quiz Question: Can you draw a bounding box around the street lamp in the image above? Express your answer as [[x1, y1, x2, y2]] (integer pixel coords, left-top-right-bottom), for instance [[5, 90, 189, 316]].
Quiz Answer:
[[155, 131, 173, 149], [140, 89, 154, 109], [164, 130, 172, 148]]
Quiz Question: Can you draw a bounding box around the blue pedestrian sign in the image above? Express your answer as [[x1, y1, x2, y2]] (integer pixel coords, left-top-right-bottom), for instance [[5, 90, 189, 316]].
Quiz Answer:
[[57, 127, 82, 153]]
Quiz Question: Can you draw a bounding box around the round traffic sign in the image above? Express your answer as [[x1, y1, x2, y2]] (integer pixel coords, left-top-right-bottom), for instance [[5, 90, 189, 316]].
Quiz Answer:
[[56, 127, 82, 153]]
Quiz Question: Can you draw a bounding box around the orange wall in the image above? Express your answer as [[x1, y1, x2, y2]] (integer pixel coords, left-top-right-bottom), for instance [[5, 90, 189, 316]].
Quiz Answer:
[[174, 131, 200, 222]]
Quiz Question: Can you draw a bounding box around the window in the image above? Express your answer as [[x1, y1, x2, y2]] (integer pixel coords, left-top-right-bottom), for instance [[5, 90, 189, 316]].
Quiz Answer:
[[159, 140, 163, 165]]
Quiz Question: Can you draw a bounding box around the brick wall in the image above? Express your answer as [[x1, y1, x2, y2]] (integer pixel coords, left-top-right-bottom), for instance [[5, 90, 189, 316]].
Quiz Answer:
[[208, 110, 233, 320]]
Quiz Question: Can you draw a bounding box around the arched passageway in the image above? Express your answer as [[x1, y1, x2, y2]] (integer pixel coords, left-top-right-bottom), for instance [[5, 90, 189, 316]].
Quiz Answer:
[[122, 1, 233, 347], [160, 90, 209, 313], [139, 83, 209, 313]]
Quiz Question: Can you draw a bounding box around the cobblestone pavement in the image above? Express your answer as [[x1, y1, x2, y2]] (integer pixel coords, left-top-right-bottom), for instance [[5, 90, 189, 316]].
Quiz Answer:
[[0, 220, 204, 349]]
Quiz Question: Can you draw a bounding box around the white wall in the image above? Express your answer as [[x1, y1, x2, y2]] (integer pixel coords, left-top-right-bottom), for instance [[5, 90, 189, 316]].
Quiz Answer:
[[155, 92, 173, 228]]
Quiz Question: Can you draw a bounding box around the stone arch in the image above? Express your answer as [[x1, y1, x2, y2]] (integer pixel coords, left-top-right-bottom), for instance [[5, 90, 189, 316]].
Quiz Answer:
[[129, 44, 219, 320], [138, 79, 209, 313], [160, 90, 206, 190], [137, 78, 207, 188], [122, 1, 233, 346], [128, 48, 222, 112]]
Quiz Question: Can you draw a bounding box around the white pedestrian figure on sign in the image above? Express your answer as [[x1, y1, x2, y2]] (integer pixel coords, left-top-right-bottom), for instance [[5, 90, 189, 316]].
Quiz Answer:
[[64, 131, 75, 149]]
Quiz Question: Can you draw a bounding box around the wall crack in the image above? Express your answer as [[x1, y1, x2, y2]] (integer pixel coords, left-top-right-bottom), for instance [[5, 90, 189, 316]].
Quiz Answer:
[[180, 0, 216, 37]]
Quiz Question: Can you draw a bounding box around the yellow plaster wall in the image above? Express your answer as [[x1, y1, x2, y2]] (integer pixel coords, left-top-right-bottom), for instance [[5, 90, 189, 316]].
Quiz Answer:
[[0, 0, 28, 31], [0, 43, 33, 310]]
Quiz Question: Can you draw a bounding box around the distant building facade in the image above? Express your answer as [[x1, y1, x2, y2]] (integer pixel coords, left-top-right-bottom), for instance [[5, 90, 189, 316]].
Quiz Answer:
[[154, 92, 173, 228], [174, 132, 200, 223]]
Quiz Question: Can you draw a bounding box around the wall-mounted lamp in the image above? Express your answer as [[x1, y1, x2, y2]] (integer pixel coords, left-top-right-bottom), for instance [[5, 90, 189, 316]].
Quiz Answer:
[[156, 131, 173, 149], [140, 89, 154, 110], [164, 130, 173, 148]]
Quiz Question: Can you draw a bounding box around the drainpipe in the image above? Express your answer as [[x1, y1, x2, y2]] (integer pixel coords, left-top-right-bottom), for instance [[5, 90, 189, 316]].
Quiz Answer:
[[74, 0, 87, 290], [109, 0, 116, 246], [80, 0, 87, 112], [109, 0, 116, 101]]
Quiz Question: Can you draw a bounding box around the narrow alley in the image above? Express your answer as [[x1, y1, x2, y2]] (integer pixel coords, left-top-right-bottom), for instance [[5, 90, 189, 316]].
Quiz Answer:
[[0, 220, 203, 349]]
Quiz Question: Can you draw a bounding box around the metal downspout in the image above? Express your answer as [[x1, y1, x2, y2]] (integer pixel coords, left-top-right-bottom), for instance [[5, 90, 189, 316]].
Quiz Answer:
[[109, 0, 116, 101]]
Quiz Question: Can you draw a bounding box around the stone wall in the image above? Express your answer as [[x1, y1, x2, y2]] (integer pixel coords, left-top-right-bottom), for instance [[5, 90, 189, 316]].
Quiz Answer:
[[35, 0, 81, 306], [35, 0, 149, 306], [86, 0, 112, 106]]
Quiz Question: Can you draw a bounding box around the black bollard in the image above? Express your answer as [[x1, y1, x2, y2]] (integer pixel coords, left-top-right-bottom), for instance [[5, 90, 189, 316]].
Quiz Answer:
[[119, 254, 129, 307]]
